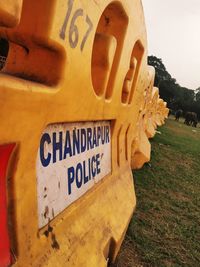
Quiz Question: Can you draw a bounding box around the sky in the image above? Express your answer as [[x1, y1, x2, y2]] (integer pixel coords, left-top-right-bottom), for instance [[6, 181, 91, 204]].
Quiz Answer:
[[142, 0, 200, 90]]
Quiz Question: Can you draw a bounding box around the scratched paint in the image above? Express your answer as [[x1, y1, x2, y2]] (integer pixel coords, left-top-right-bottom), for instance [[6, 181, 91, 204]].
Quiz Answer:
[[36, 121, 111, 228]]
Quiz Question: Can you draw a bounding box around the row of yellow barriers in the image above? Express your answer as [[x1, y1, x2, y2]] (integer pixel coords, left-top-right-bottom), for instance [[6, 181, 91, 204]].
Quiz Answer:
[[131, 66, 169, 170], [0, 0, 168, 266]]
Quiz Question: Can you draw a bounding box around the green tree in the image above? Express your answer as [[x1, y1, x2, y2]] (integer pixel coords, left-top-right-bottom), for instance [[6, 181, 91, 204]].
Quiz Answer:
[[148, 55, 198, 118], [148, 56, 172, 86], [195, 88, 200, 102]]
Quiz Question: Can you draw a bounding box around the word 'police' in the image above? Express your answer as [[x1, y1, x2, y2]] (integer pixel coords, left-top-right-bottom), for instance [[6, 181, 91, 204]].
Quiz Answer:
[[40, 125, 110, 167], [67, 153, 101, 195]]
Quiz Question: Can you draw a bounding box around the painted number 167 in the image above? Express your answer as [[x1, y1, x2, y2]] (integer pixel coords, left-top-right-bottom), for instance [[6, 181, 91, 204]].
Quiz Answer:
[[60, 0, 93, 51]]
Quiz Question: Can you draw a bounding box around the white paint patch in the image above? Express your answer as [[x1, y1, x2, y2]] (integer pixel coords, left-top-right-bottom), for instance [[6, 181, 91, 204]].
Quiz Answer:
[[36, 121, 111, 228]]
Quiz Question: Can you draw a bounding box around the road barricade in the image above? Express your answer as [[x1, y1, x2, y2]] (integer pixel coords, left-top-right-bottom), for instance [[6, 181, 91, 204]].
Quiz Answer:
[[0, 0, 168, 266]]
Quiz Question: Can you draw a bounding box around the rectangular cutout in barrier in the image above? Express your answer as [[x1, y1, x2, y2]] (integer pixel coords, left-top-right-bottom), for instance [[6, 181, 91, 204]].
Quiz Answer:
[[37, 121, 111, 228], [1, 40, 63, 86], [91, 2, 128, 100]]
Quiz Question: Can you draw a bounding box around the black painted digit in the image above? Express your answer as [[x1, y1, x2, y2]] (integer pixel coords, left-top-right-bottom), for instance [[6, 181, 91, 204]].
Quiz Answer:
[[60, 3, 93, 51], [60, 0, 74, 40], [80, 15, 93, 51], [69, 9, 84, 48]]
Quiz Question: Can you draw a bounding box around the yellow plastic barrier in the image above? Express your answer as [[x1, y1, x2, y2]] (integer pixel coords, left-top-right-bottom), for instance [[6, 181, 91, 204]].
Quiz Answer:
[[131, 67, 169, 170], [0, 0, 168, 266], [0, 0, 22, 28]]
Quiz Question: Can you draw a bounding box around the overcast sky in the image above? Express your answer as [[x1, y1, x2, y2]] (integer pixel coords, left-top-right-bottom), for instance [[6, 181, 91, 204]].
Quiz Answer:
[[142, 0, 200, 90]]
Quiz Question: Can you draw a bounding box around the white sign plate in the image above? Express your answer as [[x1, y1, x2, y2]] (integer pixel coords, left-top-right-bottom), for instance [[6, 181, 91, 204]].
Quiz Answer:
[[36, 121, 111, 228]]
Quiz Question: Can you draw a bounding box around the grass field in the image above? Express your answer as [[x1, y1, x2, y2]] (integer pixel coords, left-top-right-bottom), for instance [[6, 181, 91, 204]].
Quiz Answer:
[[113, 117, 200, 267]]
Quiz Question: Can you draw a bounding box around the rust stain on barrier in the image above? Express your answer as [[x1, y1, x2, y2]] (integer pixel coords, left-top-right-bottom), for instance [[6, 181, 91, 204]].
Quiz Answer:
[[51, 233, 60, 250]]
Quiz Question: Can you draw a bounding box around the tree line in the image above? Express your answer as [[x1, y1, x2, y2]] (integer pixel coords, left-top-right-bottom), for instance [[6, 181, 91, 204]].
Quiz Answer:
[[148, 55, 200, 119]]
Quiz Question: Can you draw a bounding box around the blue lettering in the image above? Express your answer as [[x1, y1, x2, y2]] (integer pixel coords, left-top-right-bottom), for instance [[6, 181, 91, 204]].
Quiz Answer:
[[68, 153, 101, 194], [93, 127, 97, 148], [106, 126, 110, 143], [91, 156, 96, 177], [40, 133, 51, 167], [97, 126, 101, 146], [53, 132, 63, 163], [63, 131, 72, 158], [81, 129, 86, 153], [72, 129, 80, 156], [83, 160, 89, 184], [76, 163, 83, 188], [68, 166, 75, 195], [101, 126, 105, 145], [87, 128, 93, 150], [96, 153, 101, 174], [88, 158, 91, 180]]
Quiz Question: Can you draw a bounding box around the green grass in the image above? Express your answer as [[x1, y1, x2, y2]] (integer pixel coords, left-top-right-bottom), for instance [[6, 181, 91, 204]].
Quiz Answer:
[[114, 117, 200, 267]]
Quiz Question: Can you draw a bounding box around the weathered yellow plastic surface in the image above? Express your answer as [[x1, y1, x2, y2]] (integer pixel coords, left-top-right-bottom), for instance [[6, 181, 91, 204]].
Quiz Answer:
[[0, 0, 168, 266], [131, 66, 169, 169], [0, 0, 22, 28]]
